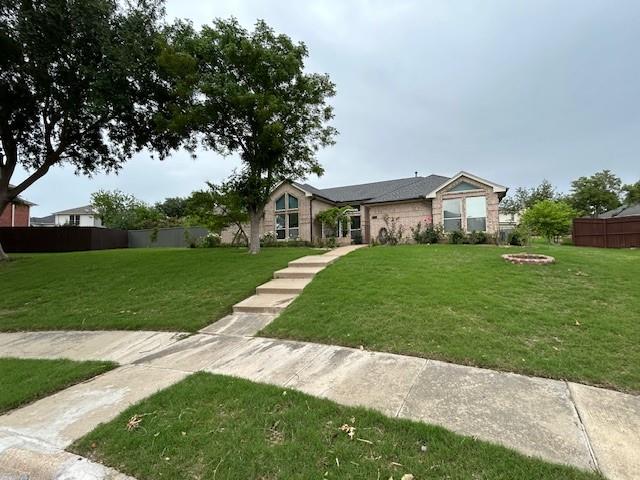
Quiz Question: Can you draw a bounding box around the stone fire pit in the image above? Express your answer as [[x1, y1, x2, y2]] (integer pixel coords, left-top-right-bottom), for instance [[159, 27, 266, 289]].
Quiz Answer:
[[502, 253, 555, 265]]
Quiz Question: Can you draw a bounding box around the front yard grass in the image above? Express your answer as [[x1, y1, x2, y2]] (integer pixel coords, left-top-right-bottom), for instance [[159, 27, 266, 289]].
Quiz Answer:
[[71, 372, 600, 479], [263, 244, 640, 393], [0, 357, 115, 414], [0, 247, 317, 332]]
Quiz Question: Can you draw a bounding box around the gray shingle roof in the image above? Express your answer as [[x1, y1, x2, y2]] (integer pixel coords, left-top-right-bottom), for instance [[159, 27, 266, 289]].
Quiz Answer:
[[52, 205, 97, 215], [298, 175, 450, 204], [30, 215, 55, 225], [598, 203, 640, 218]]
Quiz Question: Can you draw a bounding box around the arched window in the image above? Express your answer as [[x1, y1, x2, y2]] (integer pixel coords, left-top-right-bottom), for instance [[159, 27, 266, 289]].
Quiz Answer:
[[274, 193, 300, 240]]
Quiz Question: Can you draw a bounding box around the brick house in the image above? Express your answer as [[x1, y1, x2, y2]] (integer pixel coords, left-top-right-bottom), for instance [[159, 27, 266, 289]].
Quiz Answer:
[[222, 171, 507, 244], [0, 192, 35, 227]]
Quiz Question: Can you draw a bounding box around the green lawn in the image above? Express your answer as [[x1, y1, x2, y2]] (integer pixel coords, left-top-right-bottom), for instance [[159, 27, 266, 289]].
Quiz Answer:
[[263, 244, 640, 393], [71, 372, 600, 480], [0, 357, 115, 414], [0, 247, 317, 332]]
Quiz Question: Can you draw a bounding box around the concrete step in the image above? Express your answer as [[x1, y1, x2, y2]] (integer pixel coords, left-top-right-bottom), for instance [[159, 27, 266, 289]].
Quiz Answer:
[[288, 255, 338, 268], [256, 278, 312, 295], [274, 266, 324, 279], [233, 293, 297, 314]]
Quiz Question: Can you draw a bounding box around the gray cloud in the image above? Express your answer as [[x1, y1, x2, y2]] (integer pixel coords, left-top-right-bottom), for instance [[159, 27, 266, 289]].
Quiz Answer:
[[19, 0, 640, 216]]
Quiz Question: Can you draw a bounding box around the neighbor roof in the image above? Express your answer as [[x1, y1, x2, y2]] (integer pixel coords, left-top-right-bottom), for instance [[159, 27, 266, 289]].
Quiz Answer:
[[298, 175, 450, 204], [598, 203, 640, 218], [7, 184, 36, 206], [52, 205, 97, 215], [30, 215, 55, 225]]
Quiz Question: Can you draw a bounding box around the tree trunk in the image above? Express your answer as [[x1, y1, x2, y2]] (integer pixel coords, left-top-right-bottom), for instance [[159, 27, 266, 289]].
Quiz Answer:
[[0, 197, 9, 261], [248, 208, 262, 254], [0, 240, 7, 262]]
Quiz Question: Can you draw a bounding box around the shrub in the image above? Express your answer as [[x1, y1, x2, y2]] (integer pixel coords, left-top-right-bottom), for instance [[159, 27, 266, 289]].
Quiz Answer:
[[507, 226, 531, 246], [260, 231, 277, 246], [184, 229, 198, 248], [198, 232, 221, 248], [466, 230, 487, 245], [381, 215, 405, 245], [449, 229, 466, 244], [411, 222, 443, 244], [351, 231, 363, 245]]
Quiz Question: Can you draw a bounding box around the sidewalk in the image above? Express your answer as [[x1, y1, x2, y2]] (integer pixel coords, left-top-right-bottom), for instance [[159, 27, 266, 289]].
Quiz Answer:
[[1, 245, 638, 480]]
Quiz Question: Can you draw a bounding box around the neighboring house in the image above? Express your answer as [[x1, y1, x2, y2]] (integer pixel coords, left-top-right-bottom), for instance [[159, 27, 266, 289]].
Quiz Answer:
[[223, 171, 507, 244], [596, 203, 640, 218], [51, 205, 102, 227], [30, 214, 56, 227], [0, 189, 35, 227]]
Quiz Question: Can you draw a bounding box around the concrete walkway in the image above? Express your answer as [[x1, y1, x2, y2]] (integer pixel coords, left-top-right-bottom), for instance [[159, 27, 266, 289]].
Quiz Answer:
[[1, 245, 638, 480]]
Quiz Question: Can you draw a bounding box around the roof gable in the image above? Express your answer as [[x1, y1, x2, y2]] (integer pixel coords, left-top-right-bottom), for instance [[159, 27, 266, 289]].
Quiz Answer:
[[53, 205, 97, 215], [426, 171, 507, 198]]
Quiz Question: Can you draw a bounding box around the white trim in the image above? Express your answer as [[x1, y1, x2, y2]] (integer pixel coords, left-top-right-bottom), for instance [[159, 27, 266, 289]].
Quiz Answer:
[[11, 204, 15, 227], [425, 171, 507, 198], [270, 180, 314, 198]]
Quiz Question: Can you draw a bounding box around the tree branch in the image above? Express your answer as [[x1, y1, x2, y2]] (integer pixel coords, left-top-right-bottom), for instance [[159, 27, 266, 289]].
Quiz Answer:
[[9, 154, 59, 200]]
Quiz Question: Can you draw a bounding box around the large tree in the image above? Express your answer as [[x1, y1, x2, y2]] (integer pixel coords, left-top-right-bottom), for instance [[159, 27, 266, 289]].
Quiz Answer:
[[186, 180, 249, 245], [175, 18, 337, 253], [568, 170, 622, 217], [622, 180, 640, 205], [0, 0, 192, 259]]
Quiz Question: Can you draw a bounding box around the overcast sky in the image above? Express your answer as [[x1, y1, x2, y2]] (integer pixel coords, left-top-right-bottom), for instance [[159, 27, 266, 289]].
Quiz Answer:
[[18, 0, 640, 216]]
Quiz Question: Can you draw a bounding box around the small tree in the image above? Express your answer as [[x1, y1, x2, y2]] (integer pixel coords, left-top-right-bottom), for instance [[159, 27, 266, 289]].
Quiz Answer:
[[316, 206, 353, 240], [521, 200, 576, 243], [186, 180, 249, 245], [622, 181, 640, 205], [174, 19, 337, 254], [0, 0, 192, 259], [568, 170, 622, 217]]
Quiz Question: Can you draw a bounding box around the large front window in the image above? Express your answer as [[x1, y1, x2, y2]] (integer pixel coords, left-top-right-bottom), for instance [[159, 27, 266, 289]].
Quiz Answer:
[[443, 199, 462, 232], [442, 196, 487, 232], [274, 193, 300, 240], [466, 196, 487, 232]]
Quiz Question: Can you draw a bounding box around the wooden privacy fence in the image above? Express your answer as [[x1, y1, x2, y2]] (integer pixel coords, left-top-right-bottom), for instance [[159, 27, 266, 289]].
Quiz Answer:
[[0, 227, 128, 252], [572, 217, 640, 248]]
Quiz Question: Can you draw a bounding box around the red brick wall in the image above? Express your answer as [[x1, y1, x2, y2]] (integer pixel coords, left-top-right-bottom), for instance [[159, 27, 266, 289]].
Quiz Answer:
[[0, 203, 30, 227]]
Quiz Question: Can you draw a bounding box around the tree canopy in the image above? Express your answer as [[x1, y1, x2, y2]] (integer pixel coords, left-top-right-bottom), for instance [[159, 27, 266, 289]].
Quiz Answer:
[[91, 190, 170, 230], [500, 180, 560, 215], [568, 170, 622, 217], [521, 200, 577, 243], [186, 180, 249, 245], [622, 181, 640, 205], [0, 0, 193, 258], [170, 18, 337, 253]]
